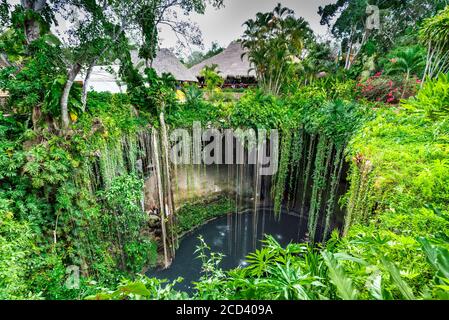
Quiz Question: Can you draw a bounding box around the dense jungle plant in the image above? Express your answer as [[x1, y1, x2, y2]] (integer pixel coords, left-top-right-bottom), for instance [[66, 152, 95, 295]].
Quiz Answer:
[[230, 90, 295, 130], [420, 5, 449, 82], [402, 73, 449, 120], [85, 276, 187, 300], [2, 0, 449, 302], [97, 174, 157, 273], [356, 72, 418, 104], [120, 65, 177, 116], [0, 93, 158, 299], [385, 45, 426, 97], [199, 64, 224, 93], [92, 231, 449, 300], [0, 197, 36, 299]]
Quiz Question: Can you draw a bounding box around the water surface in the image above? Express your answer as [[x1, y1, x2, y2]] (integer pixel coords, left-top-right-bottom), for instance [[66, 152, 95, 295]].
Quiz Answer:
[[147, 209, 306, 292]]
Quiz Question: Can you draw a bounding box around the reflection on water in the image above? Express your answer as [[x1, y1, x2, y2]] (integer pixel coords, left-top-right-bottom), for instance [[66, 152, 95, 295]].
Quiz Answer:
[[147, 209, 307, 292]]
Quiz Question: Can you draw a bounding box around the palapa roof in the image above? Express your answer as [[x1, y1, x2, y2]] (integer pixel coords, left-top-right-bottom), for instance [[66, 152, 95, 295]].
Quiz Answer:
[[132, 48, 198, 82], [75, 48, 198, 93], [189, 41, 256, 79]]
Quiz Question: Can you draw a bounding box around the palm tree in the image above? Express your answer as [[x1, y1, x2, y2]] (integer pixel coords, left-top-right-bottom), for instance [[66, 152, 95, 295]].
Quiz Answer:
[[420, 6, 449, 83], [386, 46, 426, 97], [199, 64, 224, 92], [241, 4, 313, 95]]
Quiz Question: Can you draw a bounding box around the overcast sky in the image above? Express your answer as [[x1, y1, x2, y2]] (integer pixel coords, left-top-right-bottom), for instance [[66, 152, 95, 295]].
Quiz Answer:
[[159, 0, 335, 55], [9, 0, 336, 56]]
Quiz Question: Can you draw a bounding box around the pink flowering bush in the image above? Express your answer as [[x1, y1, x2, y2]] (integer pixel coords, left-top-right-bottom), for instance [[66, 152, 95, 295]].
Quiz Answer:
[[356, 72, 419, 104]]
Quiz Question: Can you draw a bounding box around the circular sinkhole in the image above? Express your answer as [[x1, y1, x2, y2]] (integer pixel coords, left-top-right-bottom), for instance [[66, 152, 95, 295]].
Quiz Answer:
[[146, 208, 311, 292]]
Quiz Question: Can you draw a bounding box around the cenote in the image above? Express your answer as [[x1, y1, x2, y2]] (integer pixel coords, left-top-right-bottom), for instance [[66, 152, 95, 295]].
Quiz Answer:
[[147, 208, 312, 292], [132, 129, 350, 292]]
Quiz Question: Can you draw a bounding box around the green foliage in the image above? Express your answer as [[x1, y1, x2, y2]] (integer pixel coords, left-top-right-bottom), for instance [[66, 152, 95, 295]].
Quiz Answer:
[[420, 5, 449, 79], [273, 130, 292, 216], [86, 276, 187, 300], [23, 144, 75, 188], [0, 34, 70, 116], [381, 257, 416, 300], [420, 5, 449, 45], [0, 197, 37, 299], [120, 66, 177, 115], [194, 236, 328, 300], [200, 64, 224, 93], [183, 83, 204, 105], [175, 197, 235, 235], [341, 104, 449, 296], [2, 2, 449, 302], [0, 92, 158, 299], [319, 0, 445, 71], [385, 45, 426, 79], [242, 4, 313, 95], [321, 251, 358, 300], [98, 174, 157, 273], [230, 90, 295, 130], [419, 237, 449, 298], [183, 42, 224, 68], [402, 74, 449, 120]]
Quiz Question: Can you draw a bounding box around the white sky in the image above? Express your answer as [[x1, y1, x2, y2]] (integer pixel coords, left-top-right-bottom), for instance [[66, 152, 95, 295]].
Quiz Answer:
[[159, 0, 335, 55], [7, 0, 335, 56]]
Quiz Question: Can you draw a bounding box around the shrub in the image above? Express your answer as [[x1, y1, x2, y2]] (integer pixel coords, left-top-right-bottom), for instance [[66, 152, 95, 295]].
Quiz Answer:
[[401, 73, 449, 120], [0, 198, 36, 299], [357, 72, 419, 104]]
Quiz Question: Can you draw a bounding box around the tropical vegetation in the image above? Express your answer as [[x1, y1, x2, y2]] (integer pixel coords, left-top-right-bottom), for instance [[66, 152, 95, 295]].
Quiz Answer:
[[0, 0, 449, 301]]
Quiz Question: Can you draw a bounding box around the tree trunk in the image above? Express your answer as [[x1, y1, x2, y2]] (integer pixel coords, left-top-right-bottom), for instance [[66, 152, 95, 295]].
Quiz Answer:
[[0, 53, 11, 67], [81, 60, 97, 111], [159, 111, 176, 257], [152, 129, 170, 268], [21, 0, 47, 43], [351, 30, 369, 67], [24, 19, 41, 44], [61, 63, 82, 129], [344, 27, 356, 70], [32, 106, 42, 131]]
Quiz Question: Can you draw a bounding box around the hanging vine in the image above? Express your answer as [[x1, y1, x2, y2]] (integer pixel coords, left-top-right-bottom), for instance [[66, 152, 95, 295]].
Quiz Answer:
[[273, 129, 293, 216], [307, 136, 330, 242], [300, 134, 316, 219], [344, 156, 375, 235], [287, 128, 304, 211], [323, 146, 345, 239]]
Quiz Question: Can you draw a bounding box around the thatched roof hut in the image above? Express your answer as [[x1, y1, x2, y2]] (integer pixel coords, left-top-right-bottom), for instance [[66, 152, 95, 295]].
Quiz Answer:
[[132, 49, 198, 82], [189, 41, 256, 79], [76, 48, 198, 93]]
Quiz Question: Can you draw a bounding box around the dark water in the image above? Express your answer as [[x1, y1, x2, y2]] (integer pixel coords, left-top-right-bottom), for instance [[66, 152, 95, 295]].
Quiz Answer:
[[147, 209, 307, 292]]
